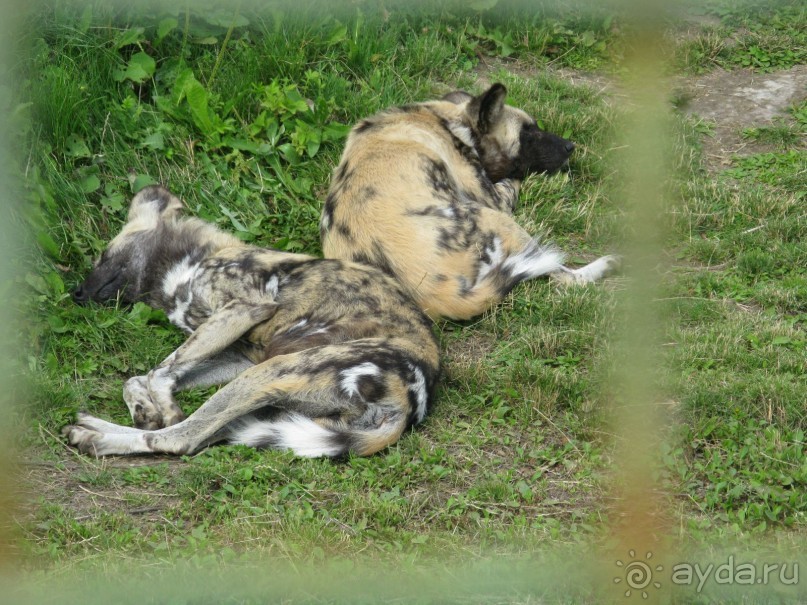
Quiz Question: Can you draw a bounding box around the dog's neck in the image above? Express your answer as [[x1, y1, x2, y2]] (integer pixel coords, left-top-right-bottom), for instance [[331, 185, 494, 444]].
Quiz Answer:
[[137, 217, 243, 307]]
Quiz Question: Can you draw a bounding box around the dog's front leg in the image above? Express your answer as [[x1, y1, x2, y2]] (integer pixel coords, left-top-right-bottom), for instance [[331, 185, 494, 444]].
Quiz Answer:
[[67, 357, 310, 457], [131, 299, 278, 429], [493, 178, 521, 212]]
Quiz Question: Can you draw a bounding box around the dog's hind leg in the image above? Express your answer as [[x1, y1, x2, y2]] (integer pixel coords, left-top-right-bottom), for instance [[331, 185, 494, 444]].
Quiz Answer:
[[174, 349, 256, 390], [127, 299, 278, 430], [424, 210, 565, 319], [66, 340, 432, 458], [425, 208, 619, 319]]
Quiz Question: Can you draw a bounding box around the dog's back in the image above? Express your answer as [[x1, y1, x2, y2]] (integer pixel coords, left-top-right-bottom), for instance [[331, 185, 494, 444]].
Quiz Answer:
[[321, 84, 618, 320], [321, 88, 565, 320]]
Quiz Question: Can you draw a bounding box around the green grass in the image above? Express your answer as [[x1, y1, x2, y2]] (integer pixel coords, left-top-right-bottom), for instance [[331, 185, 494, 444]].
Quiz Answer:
[[9, 0, 807, 597], [674, 0, 807, 73]]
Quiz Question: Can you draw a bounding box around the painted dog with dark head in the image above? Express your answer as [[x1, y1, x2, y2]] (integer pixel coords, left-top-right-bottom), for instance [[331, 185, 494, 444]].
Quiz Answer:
[[64, 185, 439, 458]]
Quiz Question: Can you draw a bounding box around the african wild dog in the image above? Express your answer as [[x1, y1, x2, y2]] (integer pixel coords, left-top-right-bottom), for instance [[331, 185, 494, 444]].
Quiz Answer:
[[320, 83, 620, 320], [64, 185, 439, 458]]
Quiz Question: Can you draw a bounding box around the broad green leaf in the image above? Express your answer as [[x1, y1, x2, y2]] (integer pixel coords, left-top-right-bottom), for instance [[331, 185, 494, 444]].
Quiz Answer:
[[65, 134, 91, 159], [100, 192, 125, 211], [323, 122, 351, 141], [219, 205, 247, 232], [115, 27, 145, 49], [579, 31, 597, 47], [222, 137, 275, 155], [326, 23, 348, 45], [175, 70, 214, 135], [79, 174, 101, 193], [36, 231, 61, 260], [44, 271, 65, 296], [118, 52, 156, 84], [156, 17, 178, 42], [47, 315, 70, 334], [283, 88, 311, 114], [129, 173, 158, 193], [140, 132, 165, 150], [278, 143, 300, 165], [25, 273, 49, 295], [202, 10, 250, 28]]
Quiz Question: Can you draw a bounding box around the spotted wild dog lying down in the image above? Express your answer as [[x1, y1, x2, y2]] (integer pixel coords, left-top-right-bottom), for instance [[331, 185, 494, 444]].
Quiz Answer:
[[320, 83, 620, 321], [64, 185, 439, 458]]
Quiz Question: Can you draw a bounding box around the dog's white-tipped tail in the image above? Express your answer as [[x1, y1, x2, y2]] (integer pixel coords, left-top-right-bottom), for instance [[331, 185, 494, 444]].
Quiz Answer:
[[227, 413, 404, 458]]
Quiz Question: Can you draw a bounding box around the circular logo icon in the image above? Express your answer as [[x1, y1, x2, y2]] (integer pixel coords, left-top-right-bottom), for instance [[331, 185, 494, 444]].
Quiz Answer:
[[614, 550, 663, 598]]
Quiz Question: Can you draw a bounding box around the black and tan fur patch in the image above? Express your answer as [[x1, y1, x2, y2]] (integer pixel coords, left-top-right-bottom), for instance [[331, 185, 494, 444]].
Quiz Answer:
[[320, 83, 619, 320]]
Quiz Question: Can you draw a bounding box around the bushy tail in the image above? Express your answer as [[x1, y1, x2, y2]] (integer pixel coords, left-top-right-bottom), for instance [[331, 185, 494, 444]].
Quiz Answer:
[[226, 412, 406, 458], [424, 240, 565, 320]]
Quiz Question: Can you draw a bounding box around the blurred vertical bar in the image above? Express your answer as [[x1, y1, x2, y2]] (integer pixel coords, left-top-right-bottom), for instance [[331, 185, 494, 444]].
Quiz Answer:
[[0, 0, 23, 574], [605, 0, 673, 602]]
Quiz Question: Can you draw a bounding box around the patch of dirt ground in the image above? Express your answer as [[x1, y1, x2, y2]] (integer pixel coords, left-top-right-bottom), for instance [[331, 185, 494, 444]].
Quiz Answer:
[[677, 65, 807, 171], [17, 442, 184, 529], [472, 56, 806, 175]]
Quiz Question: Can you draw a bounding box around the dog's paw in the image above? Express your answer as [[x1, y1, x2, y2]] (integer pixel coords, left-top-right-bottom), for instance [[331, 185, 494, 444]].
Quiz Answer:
[[161, 409, 186, 427], [62, 423, 105, 457], [132, 407, 164, 430], [123, 376, 164, 429], [555, 254, 623, 284], [599, 254, 623, 277]]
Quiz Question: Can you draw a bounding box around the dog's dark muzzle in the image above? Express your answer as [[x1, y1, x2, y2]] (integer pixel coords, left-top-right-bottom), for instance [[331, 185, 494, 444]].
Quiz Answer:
[[72, 285, 90, 304]]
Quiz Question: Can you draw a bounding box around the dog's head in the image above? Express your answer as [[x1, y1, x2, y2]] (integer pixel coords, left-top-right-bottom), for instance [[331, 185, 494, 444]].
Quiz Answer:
[[72, 185, 184, 305], [444, 83, 575, 181]]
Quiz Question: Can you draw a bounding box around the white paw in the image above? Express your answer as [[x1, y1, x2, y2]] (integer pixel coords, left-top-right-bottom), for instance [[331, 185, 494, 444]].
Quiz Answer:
[[62, 423, 105, 457], [557, 254, 622, 284], [123, 376, 163, 429], [75, 412, 142, 434]]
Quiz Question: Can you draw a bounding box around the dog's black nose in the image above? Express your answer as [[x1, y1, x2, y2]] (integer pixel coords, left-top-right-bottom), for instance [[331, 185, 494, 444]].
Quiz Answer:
[[565, 141, 576, 154], [72, 286, 88, 304]]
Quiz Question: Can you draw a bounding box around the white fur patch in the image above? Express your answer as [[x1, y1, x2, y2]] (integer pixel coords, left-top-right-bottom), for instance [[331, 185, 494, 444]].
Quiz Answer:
[[229, 414, 343, 457], [162, 256, 199, 297], [162, 258, 199, 332], [285, 318, 330, 338], [265, 274, 279, 297], [68, 425, 151, 456], [476, 237, 504, 283], [447, 121, 475, 149], [290, 318, 308, 330], [407, 363, 428, 424], [340, 362, 381, 398], [502, 241, 565, 280], [168, 291, 193, 331]]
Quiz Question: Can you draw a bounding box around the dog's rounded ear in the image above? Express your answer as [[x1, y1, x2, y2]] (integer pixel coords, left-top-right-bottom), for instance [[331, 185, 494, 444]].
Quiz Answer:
[[468, 83, 507, 134], [127, 185, 185, 225], [442, 90, 473, 104]]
